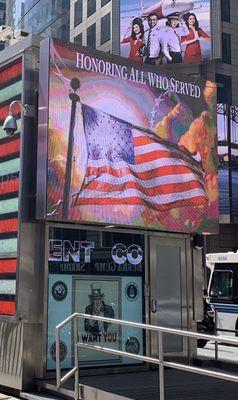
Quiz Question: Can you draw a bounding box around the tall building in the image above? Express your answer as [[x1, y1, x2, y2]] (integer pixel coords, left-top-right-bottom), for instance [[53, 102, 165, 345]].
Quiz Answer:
[[6, 1, 116, 51], [71, 0, 117, 53], [6, 0, 70, 41]]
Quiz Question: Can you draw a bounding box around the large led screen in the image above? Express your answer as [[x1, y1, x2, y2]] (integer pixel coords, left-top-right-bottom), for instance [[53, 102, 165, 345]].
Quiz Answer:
[[120, 0, 211, 65], [37, 38, 218, 233], [0, 58, 22, 316]]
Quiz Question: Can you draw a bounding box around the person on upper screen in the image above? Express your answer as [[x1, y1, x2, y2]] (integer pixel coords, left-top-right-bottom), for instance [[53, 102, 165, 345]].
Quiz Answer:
[[121, 17, 145, 63], [181, 13, 210, 63], [144, 13, 163, 65], [159, 13, 189, 64]]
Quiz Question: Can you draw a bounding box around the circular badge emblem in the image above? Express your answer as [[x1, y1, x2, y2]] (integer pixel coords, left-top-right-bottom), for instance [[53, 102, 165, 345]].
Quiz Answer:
[[125, 337, 140, 354], [125, 282, 139, 301], [52, 281, 68, 301], [50, 340, 67, 362]]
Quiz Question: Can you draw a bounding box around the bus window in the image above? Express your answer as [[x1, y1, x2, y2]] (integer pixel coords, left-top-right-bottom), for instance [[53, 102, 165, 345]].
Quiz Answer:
[[210, 270, 233, 300]]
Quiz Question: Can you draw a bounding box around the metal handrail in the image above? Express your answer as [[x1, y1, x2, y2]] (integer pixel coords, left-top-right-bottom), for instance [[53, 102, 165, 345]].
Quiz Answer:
[[56, 313, 238, 400]]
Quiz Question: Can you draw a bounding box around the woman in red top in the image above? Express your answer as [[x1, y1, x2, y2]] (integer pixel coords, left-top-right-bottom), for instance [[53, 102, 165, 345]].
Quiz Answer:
[[121, 18, 145, 63], [181, 13, 210, 63]]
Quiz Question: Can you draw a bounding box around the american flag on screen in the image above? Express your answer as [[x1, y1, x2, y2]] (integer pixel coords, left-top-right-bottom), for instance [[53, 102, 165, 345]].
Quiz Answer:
[[72, 105, 206, 211]]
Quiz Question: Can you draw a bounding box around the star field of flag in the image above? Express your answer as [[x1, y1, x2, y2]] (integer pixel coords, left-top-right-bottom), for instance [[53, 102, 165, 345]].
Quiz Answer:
[[83, 105, 135, 164]]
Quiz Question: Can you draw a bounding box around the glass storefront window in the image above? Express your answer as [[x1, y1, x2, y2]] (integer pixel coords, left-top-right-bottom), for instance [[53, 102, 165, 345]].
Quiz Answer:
[[47, 226, 144, 370]]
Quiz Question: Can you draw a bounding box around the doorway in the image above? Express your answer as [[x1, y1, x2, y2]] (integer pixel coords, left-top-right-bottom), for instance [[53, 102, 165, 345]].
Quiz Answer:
[[149, 235, 189, 356]]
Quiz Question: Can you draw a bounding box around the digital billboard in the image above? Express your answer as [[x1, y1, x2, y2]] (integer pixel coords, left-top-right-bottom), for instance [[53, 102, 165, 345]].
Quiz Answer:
[[0, 58, 22, 315], [37, 38, 218, 233], [120, 0, 211, 65]]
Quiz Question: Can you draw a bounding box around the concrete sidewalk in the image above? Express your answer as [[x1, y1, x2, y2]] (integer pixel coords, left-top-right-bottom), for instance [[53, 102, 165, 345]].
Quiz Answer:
[[34, 367, 238, 400]]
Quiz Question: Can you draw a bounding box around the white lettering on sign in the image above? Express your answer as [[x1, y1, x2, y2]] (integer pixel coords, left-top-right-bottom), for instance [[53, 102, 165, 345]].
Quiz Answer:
[[49, 240, 95, 263], [75, 53, 202, 98], [111, 244, 143, 266], [49, 240, 143, 266]]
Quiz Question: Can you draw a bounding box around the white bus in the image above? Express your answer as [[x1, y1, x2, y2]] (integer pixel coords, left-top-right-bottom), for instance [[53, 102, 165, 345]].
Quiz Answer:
[[206, 252, 238, 337]]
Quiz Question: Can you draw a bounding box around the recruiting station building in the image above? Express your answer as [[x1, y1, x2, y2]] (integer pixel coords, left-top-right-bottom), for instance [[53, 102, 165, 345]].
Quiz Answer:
[[0, 36, 218, 392]]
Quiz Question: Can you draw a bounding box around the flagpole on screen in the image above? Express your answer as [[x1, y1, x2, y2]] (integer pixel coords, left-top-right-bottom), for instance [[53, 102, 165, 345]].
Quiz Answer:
[[62, 78, 80, 220]]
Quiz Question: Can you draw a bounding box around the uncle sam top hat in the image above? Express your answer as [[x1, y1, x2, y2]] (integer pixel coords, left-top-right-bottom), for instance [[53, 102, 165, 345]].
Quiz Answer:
[[89, 284, 105, 299]]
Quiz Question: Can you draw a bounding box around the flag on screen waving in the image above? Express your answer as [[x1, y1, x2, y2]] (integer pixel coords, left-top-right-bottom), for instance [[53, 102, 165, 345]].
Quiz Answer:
[[72, 105, 206, 210]]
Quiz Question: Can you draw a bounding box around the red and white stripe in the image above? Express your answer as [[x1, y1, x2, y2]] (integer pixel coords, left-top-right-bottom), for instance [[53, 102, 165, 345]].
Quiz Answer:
[[74, 128, 206, 210]]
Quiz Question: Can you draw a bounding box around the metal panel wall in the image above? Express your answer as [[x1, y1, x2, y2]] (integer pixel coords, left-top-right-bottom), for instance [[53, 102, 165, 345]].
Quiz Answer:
[[0, 321, 23, 389]]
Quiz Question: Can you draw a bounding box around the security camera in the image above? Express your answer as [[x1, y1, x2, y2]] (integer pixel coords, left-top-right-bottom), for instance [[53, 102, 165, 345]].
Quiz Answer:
[[3, 101, 35, 137], [4, 128, 17, 137], [3, 115, 18, 137]]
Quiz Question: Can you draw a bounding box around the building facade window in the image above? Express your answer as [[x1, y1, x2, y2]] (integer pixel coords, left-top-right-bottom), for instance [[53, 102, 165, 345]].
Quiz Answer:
[[87, 23, 96, 49], [101, 0, 110, 6], [221, 0, 230, 22], [0, 1, 6, 26], [74, 0, 83, 27], [216, 74, 232, 104], [101, 13, 111, 45], [60, 24, 68, 42], [222, 33, 231, 64], [87, 0, 96, 18], [74, 32, 82, 45]]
